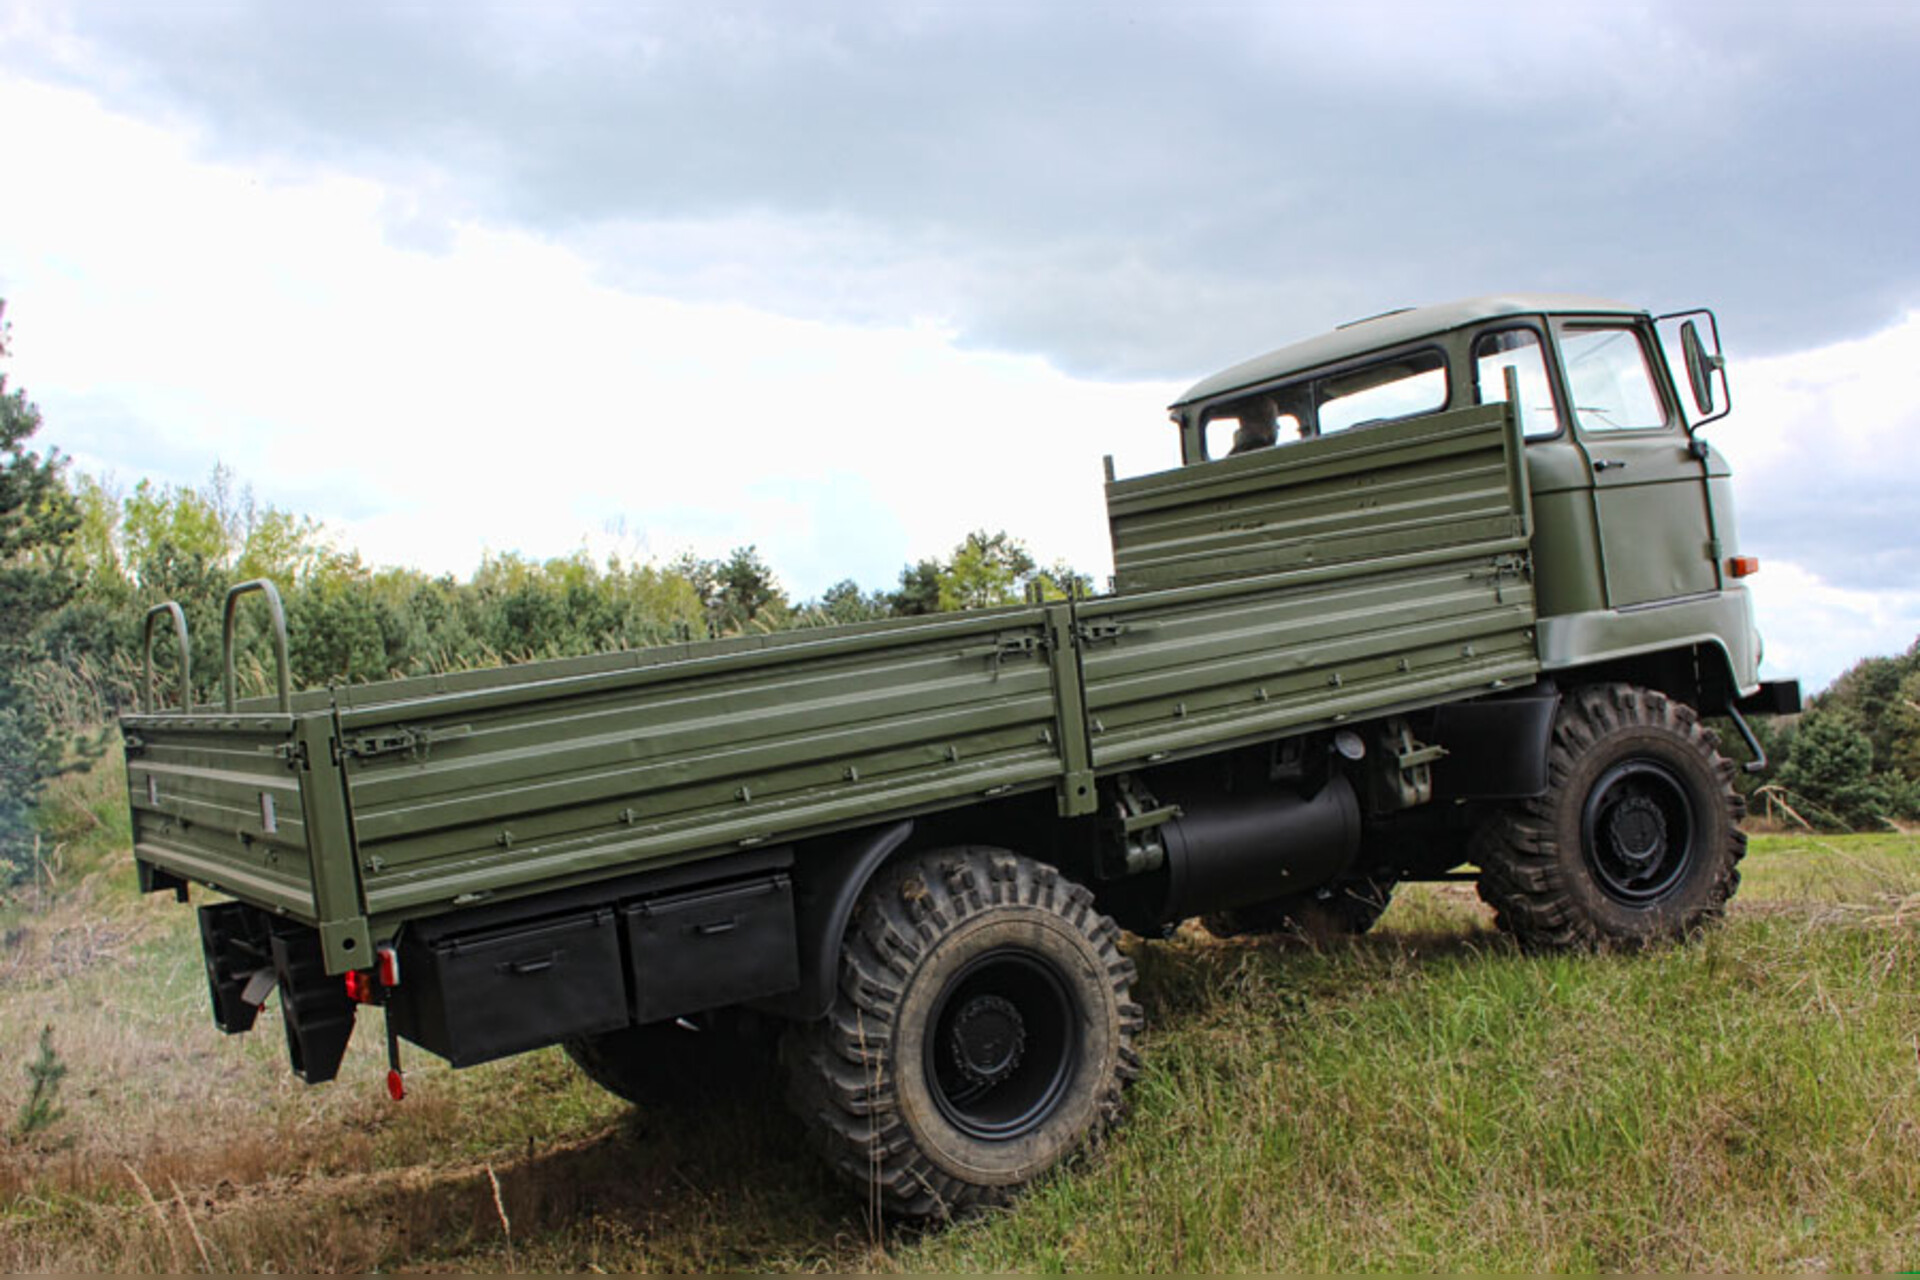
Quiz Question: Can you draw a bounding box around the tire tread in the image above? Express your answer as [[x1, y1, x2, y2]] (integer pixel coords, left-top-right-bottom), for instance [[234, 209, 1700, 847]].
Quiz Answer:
[[785, 846, 1141, 1218]]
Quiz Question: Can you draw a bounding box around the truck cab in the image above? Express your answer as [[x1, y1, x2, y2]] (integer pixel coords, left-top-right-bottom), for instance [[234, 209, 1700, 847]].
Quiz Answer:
[[1164, 295, 1787, 718]]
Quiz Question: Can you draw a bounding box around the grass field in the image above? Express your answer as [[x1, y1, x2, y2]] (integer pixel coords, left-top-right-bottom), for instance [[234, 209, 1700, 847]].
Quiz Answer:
[[3, 755, 1916, 1271]]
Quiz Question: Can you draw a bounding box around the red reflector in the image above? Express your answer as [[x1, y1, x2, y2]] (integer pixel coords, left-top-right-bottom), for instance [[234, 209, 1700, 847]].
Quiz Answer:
[[376, 943, 400, 988], [387, 1069, 406, 1101], [1728, 555, 1760, 578], [343, 970, 373, 1003]]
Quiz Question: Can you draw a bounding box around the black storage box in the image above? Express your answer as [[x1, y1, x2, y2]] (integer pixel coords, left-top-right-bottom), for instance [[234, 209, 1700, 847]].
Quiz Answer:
[[623, 874, 798, 1024], [389, 908, 628, 1067]]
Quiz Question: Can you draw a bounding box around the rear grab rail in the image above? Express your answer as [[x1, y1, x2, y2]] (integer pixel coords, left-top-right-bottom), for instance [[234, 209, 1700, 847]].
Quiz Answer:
[[141, 601, 192, 713], [223, 579, 292, 714]]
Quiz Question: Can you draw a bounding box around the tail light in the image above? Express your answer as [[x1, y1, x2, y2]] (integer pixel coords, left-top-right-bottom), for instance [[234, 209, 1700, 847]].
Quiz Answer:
[[1728, 556, 1760, 578], [344, 944, 402, 1004]]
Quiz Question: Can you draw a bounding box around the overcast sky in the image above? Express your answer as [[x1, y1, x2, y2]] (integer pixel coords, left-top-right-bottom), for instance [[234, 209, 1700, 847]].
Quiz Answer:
[[1, 0, 1916, 693]]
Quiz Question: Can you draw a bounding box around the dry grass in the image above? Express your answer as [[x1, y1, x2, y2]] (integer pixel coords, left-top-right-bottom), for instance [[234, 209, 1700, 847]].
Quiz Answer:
[[4, 756, 1917, 1271]]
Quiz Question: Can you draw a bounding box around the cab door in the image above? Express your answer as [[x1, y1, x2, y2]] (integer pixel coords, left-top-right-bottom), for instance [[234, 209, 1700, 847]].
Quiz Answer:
[[1554, 319, 1720, 608]]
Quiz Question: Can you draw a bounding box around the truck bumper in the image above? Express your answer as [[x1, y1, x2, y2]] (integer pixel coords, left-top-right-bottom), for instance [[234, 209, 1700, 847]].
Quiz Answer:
[[1736, 680, 1802, 717]]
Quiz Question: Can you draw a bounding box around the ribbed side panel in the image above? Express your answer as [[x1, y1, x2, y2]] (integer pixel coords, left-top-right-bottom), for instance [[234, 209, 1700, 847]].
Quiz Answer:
[[343, 610, 1064, 914], [124, 719, 319, 918], [1089, 401, 1539, 769], [1107, 402, 1530, 593], [1080, 562, 1539, 770]]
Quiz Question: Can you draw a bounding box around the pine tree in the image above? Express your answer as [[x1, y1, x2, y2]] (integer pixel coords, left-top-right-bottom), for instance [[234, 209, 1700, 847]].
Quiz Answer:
[[13, 1024, 68, 1141], [0, 301, 81, 884]]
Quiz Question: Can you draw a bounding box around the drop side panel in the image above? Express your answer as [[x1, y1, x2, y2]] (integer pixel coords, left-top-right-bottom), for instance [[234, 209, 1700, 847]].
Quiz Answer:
[[340, 609, 1065, 915], [1090, 403, 1541, 768]]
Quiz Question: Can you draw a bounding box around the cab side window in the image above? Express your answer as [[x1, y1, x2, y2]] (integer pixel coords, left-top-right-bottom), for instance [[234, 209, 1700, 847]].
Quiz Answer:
[[1314, 350, 1447, 436], [1473, 328, 1563, 439], [1560, 326, 1667, 433]]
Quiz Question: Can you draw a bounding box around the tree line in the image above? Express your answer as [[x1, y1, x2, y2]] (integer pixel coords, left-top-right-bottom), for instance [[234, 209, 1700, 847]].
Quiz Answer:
[[45, 468, 1090, 704]]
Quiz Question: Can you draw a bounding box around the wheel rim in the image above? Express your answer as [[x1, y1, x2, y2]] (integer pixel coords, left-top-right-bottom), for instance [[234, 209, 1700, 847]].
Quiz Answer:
[[1580, 758, 1698, 905], [924, 948, 1078, 1141]]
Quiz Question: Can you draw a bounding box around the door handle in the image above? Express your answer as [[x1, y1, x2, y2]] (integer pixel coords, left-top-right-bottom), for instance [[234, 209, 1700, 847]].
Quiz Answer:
[[1593, 459, 1627, 472]]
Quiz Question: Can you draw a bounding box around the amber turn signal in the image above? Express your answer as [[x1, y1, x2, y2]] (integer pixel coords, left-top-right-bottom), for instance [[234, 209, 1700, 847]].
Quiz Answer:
[[1728, 556, 1760, 578]]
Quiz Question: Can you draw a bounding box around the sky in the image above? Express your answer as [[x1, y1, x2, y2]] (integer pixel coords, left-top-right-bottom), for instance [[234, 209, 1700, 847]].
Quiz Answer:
[[0, 0, 1916, 693]]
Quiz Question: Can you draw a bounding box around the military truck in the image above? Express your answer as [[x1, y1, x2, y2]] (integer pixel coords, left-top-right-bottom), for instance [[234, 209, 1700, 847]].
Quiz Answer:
[[121, 294, 1798, 1217]]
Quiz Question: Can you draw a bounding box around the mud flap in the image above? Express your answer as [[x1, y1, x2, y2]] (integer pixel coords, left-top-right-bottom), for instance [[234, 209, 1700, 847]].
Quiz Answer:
[[198, 901, 274, 1035], [269, 923, 357, 1084]]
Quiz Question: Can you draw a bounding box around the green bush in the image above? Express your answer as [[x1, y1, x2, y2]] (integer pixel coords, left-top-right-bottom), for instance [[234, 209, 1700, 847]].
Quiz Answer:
[[1772, 708, 1920, 831]]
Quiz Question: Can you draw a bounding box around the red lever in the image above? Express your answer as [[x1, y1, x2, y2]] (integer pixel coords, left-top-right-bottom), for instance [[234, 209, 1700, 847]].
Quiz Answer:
[[376, 944, 401, 988]]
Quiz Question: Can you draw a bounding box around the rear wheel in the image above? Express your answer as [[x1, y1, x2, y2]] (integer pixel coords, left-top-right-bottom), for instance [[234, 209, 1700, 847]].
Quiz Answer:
[[784, 847, 1141, 1219], [1475, 683, 1744, 950]]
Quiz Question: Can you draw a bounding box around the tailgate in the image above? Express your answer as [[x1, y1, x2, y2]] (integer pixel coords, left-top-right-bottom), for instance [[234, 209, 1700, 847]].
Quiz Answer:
[[121, 711, 369, 959]]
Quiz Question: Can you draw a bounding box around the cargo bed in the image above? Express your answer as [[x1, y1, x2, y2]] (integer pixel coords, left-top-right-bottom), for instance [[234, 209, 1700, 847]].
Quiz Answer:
[[123, 400, 1539, 974]]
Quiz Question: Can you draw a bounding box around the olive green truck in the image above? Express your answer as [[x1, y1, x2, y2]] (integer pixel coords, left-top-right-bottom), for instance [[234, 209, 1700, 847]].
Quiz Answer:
[[121, 295, 1799, 1217]]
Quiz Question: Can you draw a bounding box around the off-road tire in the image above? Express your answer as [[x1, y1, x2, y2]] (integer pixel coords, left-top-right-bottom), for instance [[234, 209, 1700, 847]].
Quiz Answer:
[[1203, 876, 1396, 942], [784, 847, 1142, 1219], [1475, 683, 1745, 950], [565, 1013, 778, 1107]]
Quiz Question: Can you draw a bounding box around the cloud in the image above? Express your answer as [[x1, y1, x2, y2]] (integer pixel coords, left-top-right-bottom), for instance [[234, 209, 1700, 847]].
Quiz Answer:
[[0, 73, 1180, 600], [1723, 312, 1920, 593], [8, 1, 1918, 380], [1720, 312, 1920, 690], [1745, 562, 1920, 697]]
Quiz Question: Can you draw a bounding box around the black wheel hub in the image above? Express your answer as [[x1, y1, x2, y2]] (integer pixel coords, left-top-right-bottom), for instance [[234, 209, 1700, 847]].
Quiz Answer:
[[949, 993, 1026, 1087], [1581, 759, 1697, 905], [925, 949, 1078, 1141], [1605, 794, 1668, 868]]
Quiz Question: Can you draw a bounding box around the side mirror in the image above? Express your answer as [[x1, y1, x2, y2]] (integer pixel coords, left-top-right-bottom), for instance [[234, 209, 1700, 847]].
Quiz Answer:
[[1680, 319, 1724, 417], [1658, 308, 1732, 431]]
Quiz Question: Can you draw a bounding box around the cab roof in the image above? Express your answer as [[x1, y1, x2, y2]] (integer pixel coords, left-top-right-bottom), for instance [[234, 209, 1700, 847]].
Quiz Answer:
[[1172, 293, 1645, 409]]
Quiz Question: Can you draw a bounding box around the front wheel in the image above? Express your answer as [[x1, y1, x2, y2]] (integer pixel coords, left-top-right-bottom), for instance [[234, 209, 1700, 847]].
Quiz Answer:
[[784, 847, 1142, 1219], [1475, 683, 1745, 950]]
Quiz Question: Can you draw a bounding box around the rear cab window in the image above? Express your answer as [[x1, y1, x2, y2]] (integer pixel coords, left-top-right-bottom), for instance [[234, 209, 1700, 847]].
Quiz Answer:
[[1315, 351, 1447, 435], [1202, 346, 1449, 459]]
